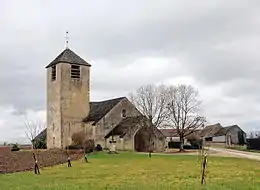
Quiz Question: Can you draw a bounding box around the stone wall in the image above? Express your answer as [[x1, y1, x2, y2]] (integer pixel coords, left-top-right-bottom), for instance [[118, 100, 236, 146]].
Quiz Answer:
[[106, 119, 166, 152], [47, 64, 62, 149], [0, 150, 83, 174]]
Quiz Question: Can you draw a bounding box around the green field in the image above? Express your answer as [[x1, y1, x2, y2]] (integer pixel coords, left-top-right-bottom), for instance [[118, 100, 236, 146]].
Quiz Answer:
[[1, 152, 260, 190]]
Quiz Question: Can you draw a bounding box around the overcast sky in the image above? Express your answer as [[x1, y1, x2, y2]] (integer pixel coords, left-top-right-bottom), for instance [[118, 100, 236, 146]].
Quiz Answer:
[[1, 0, 260, 143]]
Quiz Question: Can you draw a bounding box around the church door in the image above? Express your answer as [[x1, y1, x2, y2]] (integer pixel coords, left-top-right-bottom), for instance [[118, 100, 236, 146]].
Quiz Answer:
[[134, 128, 150, 152]]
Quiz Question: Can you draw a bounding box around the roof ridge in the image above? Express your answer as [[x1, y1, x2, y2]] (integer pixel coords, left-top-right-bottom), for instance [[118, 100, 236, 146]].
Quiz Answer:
[[90, 97, 126, 103]]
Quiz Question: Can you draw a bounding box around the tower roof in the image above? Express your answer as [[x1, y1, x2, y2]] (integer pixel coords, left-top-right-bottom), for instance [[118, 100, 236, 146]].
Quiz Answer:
[[45, 48, 91, 68]]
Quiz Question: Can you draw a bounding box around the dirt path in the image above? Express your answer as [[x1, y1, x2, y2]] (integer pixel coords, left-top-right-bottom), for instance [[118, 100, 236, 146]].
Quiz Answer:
[[209, 147, 260, 161]]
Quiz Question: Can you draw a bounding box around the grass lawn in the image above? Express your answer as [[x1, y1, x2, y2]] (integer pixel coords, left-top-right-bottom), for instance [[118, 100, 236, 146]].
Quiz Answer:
[[0, 152, 260, 190]]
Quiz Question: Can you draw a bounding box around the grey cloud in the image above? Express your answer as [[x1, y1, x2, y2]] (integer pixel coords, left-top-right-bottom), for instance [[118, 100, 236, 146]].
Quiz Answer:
[[222, 79, 260, 99], [0, 0, 260, 134], [181, 48, 260, 85], [0, 50, 46, 111]]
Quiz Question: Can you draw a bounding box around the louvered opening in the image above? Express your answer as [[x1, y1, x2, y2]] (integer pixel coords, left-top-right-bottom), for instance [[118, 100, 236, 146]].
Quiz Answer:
[[71, 65, 80, 79], [51, 66, 56, 81]]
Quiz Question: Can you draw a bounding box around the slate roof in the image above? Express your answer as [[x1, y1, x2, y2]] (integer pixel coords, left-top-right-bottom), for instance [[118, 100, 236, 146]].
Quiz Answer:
[[200, 123, 223, 138], [32, 128, 47, 142], [104, 116, 147, 139], [45, 48, 91, 68], [84, 97, 126, 123]]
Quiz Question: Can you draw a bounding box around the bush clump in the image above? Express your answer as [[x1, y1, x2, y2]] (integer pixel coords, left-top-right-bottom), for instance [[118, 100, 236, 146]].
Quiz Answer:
[[34, 139, 47, 149], [188, 139, 203, 149], [66, 145, 83, 150], [11, 144, 20, 151], [94, 144, 103, 151]]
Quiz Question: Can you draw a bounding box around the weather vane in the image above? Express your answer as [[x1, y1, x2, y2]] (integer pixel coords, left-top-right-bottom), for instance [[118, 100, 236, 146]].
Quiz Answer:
[[65, 30, 69, 49]]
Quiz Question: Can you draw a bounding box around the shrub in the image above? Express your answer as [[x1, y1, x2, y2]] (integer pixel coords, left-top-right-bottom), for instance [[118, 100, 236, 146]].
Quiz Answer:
[[83, 139, 94, 153], [71, 132, 85, 146], [66, 145, 83, 150], [187, 138, 202, 149], [11, 144, 20, 151], [168, 141, 181, 149], [183, 145, 192, 149], [34, 139, 47, 149], [71, 131, 94, 153], [189, 139, 202, 149], [94, 144, 103, 151]]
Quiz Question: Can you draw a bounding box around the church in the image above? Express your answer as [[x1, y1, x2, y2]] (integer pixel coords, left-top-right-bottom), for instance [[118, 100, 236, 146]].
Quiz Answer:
[[35, 47, 165, 152]]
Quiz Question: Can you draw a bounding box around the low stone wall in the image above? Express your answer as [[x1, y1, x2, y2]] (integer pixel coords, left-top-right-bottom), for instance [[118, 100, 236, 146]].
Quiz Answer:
[[0, 150, 83, 174]]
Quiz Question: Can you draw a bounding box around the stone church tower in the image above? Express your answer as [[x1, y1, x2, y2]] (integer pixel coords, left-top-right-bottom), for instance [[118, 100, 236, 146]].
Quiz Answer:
[[45, 48, 91, 149]]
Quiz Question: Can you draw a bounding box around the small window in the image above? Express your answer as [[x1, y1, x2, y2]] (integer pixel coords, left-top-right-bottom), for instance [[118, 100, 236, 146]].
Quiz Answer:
[[51, 66, 56, 81], [71, 65, 80, 79], [122, 109, 126, 117]]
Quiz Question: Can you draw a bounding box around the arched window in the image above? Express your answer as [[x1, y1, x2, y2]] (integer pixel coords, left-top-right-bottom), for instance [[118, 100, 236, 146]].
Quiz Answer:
[[122, 109, 126, 117]]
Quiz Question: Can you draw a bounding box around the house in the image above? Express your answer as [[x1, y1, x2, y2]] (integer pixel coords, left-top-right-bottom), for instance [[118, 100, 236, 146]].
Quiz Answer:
[[200, 123, 246, 146], [34, 47, 165, 152]]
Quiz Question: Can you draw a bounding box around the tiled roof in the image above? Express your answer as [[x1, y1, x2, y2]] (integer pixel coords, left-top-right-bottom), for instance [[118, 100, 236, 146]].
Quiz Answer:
[[46, 48, 91, 68], [84, 97, 126, 123]]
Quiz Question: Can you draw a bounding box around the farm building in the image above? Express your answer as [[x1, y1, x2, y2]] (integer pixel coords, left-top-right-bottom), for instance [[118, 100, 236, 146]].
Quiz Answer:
[[200, 123, 246, 147]]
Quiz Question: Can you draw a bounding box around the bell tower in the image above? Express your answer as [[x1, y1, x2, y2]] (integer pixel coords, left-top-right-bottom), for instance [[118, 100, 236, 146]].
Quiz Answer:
[[45, 48, 91, 149]]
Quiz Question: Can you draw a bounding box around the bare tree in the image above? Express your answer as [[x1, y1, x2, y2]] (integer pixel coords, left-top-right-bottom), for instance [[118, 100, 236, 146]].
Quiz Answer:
[[166, 84, 206, 152], [129, 84, 168, 157], [24, 119, 45, 149], [71, 132, 85, 146], [71, 128, 94, 162], [248, 131, 260, 139]]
